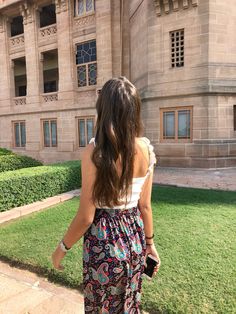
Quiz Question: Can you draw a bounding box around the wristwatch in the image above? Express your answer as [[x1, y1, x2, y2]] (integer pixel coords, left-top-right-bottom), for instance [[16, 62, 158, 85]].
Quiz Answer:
[[59, 240, 71, 252]]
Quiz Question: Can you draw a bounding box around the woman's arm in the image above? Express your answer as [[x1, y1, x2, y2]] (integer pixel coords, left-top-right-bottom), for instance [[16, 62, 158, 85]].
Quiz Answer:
[[52, 143, 96, 270], [138, 167, 161, 275], [138, 170, 154, 240]]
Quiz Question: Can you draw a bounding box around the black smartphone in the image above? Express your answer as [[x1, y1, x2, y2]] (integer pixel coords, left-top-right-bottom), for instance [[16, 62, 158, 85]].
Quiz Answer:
[[143, 254, 159, 279]]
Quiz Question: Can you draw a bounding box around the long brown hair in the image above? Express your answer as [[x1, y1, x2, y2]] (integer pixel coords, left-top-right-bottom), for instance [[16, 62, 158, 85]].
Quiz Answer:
[[91, 77, 143, 208]]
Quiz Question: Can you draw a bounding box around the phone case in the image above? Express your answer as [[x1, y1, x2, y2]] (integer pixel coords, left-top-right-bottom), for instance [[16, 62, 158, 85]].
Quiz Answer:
[[143, 254, 159, 280]]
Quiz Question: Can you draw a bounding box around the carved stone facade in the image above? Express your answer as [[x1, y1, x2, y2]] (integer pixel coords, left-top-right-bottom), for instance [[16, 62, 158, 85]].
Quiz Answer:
[[0, 0, 235, 167], [154, 0, 198, 15]]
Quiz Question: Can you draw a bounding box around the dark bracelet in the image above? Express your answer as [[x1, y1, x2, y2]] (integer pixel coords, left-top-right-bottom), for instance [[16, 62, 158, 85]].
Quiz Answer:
[[60, 240, 71, 252], [146, 243, 154, 246], [145, 234, 154, 240], [63, 240, 71, 250]]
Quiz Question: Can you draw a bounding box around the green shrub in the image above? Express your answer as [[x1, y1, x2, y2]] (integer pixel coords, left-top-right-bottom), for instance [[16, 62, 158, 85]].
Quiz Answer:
[[0, 148, 13, 156], [0, 154, 43, 173], [0, 160, 81, 212]]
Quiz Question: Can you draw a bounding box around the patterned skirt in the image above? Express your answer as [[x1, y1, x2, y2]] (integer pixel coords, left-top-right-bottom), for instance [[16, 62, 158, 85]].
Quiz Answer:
[[83, 206, 146, 314]]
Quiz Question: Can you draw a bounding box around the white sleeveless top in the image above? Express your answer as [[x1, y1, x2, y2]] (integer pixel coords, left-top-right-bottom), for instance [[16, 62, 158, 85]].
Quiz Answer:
[[89, 137, 156, 209]]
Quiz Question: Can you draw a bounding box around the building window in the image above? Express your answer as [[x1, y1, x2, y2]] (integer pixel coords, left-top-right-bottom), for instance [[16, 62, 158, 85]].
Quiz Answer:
[[40, 4, 56, 28], [160, 107, 192, 142], [11, 16, 24, 37], [42, 119, 57, 147], [234, 105, 236, 131], [18, 85, 27, 97], [76, 40, 97, 87], [14, 57, 27, 97], [170, 29, 184, 68], [78, 117, 95, 147], [44, 81, 57, 93], [13, 121, 26, 148], [74, 0, 95, 16]]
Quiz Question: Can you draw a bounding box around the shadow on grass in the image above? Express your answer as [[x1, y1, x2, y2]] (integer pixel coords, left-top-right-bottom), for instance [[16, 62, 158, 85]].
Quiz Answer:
[[152, 185, 236, 206], [0, 255, 84, 293]]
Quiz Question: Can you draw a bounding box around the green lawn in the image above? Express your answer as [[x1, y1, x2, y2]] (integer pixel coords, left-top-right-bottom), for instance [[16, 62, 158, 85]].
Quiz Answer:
[[0, 186, 235, 313]]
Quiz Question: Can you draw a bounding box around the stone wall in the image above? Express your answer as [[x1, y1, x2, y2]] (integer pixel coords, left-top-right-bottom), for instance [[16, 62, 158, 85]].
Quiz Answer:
[[0, 0, 235, 167]]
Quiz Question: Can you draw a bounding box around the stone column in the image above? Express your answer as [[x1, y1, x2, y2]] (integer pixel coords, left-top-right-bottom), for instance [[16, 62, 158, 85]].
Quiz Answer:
[[121, 0, 130, 79], [20, 2, 41, 104], [96, 0, 113, 86], [0, 14, 11, 109], [55, 0, 75, 101]]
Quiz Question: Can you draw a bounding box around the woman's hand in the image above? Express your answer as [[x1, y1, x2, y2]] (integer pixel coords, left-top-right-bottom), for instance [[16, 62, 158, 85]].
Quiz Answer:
[[145, 243, 161, 276], [51, 245, 66, 271]]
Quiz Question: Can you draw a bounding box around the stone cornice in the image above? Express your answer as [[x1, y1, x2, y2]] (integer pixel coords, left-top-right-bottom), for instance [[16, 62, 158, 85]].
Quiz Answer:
[[55, 0, 68, 14], [153, 0, 198, 16], [0, 106, 96, 117], [140, 90, 236, 102]]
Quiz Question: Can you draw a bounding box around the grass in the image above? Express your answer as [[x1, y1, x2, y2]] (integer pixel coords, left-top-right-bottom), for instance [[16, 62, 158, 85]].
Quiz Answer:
[[0, 186, 235, 313]]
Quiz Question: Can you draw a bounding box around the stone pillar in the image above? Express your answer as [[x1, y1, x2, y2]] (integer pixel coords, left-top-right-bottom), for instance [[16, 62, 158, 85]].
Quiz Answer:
[[20, 2, 41, 104], [111, 0, 122, 77], [55, 0, 75, 100], [0, 14, 11, 108], [121, 0, 130, 79], [96, 0, 113, 86]]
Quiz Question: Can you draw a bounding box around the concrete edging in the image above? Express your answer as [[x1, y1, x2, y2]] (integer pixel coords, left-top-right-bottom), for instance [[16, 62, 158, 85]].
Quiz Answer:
[[0, 189, 81, 225]]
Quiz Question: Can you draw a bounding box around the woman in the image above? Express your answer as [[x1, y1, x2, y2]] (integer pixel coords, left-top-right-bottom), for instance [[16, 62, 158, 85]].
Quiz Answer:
[[52, 77, 160, 313]]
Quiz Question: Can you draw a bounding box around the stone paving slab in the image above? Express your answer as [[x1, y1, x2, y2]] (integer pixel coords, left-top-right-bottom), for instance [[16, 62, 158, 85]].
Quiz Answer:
[[0, 274, 30, 303], [0, 261, 84, 314], [0, 261, 149, 314], [0, 284, 51, 314]]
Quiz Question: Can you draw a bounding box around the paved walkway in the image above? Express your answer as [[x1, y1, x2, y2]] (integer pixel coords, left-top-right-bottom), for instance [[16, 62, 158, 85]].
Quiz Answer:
[[0, 261, 84, 314], [1, 166, 235, 313], [153, 167, 236, 191]]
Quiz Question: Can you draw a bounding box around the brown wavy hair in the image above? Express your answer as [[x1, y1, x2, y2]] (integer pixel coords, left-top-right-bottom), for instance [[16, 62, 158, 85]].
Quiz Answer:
[[91, 77, 143, 208]]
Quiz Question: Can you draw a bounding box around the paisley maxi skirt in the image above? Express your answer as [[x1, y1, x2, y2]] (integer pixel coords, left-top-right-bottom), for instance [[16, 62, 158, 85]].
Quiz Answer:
[[83, 206, 146, 314]]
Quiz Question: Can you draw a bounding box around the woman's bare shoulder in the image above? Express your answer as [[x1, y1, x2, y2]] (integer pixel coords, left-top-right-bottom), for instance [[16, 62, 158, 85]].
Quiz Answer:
[[81, 143, 95, 166]]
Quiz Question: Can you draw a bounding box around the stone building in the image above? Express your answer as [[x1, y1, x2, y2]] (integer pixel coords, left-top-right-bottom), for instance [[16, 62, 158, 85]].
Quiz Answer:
[[0, 0, 235, 167]]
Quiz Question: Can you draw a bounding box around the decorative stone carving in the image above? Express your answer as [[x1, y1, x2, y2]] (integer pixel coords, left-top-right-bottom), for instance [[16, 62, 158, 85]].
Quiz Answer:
[[74, 13, 95, 27], [9, 34, 25, 50], [14, 97, 26, 105], [153, 0, 161, 16], [42, 92, 58, 102], [39, 24, 57, 39], [19, 1, 34, 25], [153, 0, 198, 16], [191, 0, 198, 6], [172, 0, 179, 11], [183, 0, 189, 9], [163, 0, 170, 13], [55, 0, 68, 14]]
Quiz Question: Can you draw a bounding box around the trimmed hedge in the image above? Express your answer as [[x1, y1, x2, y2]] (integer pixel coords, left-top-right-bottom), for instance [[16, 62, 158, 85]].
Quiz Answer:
[[0, 148, 12, 156], [0, 154, 43, 173], [0, 161, 81, 212]]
